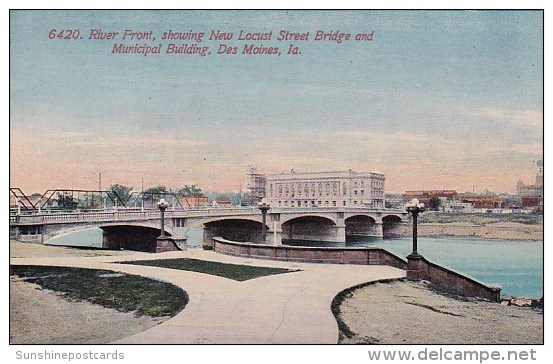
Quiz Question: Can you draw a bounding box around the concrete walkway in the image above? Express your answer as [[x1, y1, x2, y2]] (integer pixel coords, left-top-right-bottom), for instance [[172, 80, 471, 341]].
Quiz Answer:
[[10, 248, 405, 344]]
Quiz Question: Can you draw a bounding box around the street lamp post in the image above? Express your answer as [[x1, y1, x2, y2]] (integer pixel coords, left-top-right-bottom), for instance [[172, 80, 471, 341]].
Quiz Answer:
[[405, 198, 426, 255], [157, 198, 168, 239], [257, 202, 271, 243]]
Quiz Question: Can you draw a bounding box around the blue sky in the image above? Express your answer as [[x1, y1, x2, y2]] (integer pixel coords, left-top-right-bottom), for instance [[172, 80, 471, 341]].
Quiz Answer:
[[10, 10, 543, 193]]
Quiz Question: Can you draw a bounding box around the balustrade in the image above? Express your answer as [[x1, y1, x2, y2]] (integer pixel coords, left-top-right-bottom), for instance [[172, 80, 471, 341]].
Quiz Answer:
[[10, 206, 405, 225]]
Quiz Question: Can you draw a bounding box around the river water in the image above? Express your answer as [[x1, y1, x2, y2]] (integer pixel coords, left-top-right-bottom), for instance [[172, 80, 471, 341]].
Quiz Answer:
[[46, 228, 543, 298]]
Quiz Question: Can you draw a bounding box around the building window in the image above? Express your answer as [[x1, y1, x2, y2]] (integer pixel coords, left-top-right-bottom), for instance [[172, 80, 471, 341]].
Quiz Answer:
[[354, 201, 358, 205], [354, 190, 358, 195], [343, 201, 346, 206], [360, 190, 364, 195], [332, 201, 337, 206]]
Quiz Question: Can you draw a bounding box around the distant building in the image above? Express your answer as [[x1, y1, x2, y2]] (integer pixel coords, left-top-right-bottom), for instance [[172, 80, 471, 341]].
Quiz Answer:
[[461, 196, 503, 209], [444, 201, 474, 213], [516, 160, 543, 211], [10, 192, 42, 209], [246, 165, 266, 204], [402, 190, 458, 206], [265, 169, 385, 208], [180, 196, 208, 207], [212, 199, 232, 207], [385, 193, 404, 209]]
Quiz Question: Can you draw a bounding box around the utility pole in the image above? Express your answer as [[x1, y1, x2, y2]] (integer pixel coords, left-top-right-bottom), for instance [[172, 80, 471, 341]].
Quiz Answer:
[[238, 184, 242, 206], [98, 172, 102, 191]]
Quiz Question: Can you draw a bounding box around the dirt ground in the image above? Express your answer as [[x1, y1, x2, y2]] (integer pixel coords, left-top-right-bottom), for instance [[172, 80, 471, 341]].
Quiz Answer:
[[418, 222, 543, 241], [418, 219, 543, 241], [9, 242, 170, 344], [338, 281, 543, 345], [9, 240, 140, 258], [9, 278, 169, 344]]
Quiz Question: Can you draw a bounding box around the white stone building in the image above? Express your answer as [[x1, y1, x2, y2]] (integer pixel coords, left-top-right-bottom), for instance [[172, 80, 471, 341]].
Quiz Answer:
[[265, 169, 385, 208]]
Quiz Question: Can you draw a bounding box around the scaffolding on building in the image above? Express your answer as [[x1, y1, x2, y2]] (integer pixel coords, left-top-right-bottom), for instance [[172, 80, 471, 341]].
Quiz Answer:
[[246, 165, 266, 204]]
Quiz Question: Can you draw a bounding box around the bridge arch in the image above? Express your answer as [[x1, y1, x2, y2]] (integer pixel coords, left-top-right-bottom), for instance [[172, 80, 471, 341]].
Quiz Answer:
[[344, 214, 380, 239], [101, 224, 171, 252], [280, 214, 337, 226], [44, 226, 103, 246], [382, 214, 405, 239], [281, 215, 339, 243], [39, 220, 173, 243], [203, 218, 268, 244]]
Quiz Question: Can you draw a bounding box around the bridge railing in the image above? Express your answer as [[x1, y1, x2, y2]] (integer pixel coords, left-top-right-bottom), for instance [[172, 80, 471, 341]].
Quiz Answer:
[[9, 206, 263, 225], [10, 206, 407, 225]]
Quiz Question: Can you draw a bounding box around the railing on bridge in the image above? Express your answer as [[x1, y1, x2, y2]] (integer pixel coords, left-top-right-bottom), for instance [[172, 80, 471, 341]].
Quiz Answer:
[[9, 206, 407, 225], [9, 206, 262, 225]]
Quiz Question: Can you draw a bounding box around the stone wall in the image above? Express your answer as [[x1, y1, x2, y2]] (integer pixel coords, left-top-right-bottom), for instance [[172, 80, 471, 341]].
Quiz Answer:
[[212, 238, 407, 270], [407, 253, 501, 302], [213, 238, 501, 302]]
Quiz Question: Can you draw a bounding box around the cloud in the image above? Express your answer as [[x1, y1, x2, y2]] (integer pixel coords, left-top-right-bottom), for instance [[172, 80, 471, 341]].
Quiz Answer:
[[69, 137, 209, 148], [469, 107, 543, 128], [506, 142, 543, 155]]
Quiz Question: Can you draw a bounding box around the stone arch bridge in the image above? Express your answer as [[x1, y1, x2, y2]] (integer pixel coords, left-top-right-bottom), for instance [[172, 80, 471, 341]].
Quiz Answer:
[[9, 207, 409, 252]]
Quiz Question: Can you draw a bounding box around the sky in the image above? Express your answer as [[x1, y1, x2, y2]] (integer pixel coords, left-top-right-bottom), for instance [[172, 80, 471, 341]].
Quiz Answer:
[[9, 10, 543, 194]]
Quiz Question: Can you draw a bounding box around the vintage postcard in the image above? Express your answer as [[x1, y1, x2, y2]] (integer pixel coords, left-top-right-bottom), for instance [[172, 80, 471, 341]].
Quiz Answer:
[[9, 9, 543, 356]]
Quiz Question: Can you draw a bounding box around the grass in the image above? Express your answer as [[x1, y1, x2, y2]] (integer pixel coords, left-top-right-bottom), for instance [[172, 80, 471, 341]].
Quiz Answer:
[[10, 265, 188, 317], [118, 258, 299, 281]]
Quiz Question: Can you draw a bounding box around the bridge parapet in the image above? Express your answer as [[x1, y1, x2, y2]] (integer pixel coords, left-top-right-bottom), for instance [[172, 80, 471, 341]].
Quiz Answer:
[[10, 206, 407, 226], [9, 207, 265, 226]]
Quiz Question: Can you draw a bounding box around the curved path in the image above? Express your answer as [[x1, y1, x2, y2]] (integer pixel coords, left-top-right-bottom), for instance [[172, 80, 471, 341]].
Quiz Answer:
[[10, 249, 405, 344]]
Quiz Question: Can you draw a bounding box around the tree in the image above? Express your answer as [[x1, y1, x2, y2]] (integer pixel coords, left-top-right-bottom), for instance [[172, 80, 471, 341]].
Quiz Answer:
[[178, 184, 204, 198], [144, 185, 168, 194], [110, 184, 133, 204], [428, 195, 441, 211], [140, 185, 169, 206], [56, 192, 78, 209]]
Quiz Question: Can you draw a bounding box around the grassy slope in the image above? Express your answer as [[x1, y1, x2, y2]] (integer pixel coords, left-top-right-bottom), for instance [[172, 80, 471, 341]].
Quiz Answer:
[[10, 265, 188, 317]]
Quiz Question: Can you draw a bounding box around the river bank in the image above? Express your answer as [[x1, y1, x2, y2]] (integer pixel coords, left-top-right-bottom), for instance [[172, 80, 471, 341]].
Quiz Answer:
[[337, 280, 543, 344], [415, 213, 543, 241], [417, 222, 543, 241]]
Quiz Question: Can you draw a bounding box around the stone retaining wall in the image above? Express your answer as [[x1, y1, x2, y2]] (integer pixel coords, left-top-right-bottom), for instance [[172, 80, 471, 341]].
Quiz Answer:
[[407, 253, 501, 302], [212, 238, 407, 270], [213, 237, 501, 302]]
